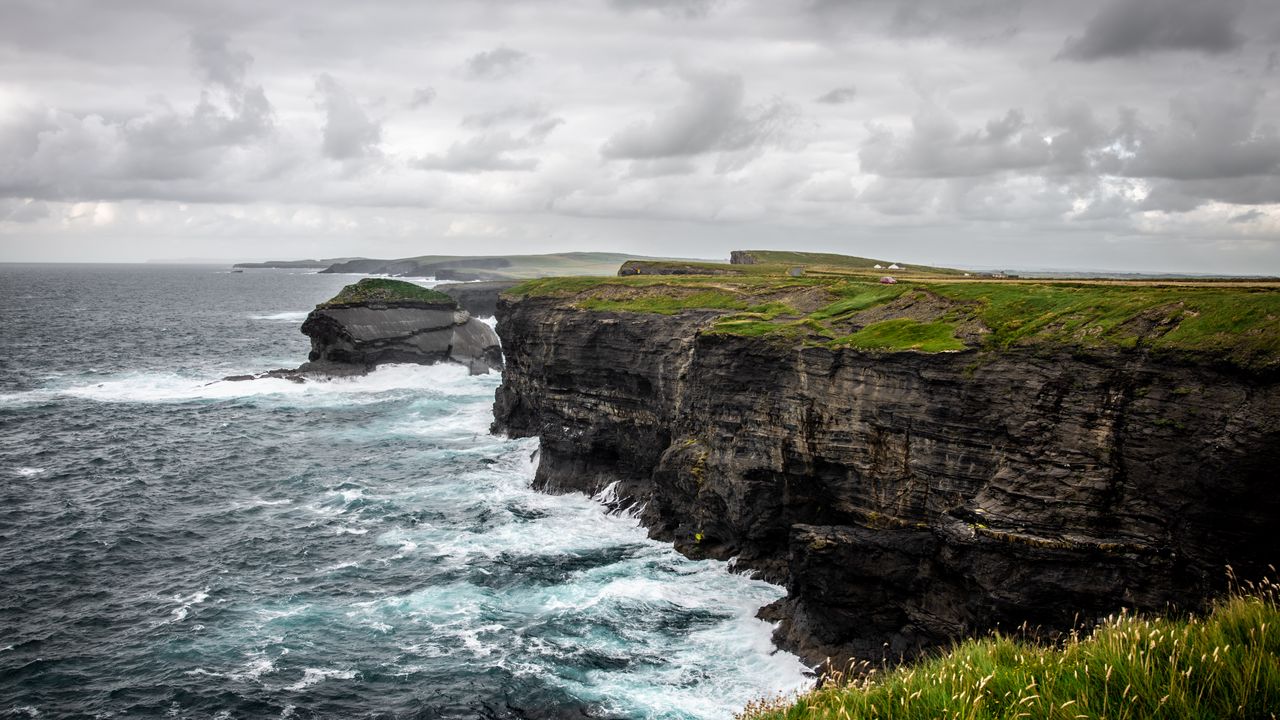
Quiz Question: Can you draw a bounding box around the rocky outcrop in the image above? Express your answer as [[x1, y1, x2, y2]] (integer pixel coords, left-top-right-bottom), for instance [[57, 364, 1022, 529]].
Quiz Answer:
[[436, 281, 521, 318], [491, 294, 1280, 668], [301, 300, 501, 375]]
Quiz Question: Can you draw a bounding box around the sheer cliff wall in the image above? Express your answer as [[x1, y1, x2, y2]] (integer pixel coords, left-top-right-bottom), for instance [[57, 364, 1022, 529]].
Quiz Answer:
[[491, 294, 1280, 667]]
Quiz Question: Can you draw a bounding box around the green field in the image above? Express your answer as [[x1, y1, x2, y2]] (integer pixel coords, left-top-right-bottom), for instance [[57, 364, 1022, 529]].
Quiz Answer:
[[732, 249, 968, 276], [741, 582, 1280, 720]]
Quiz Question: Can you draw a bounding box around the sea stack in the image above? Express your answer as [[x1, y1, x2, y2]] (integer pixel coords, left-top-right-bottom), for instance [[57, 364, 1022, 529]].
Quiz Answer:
[[299, 278, 503, 375]]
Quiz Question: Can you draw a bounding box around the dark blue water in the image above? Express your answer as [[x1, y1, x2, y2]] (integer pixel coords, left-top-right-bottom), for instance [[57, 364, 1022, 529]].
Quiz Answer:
[[0, 265, 807, 719]]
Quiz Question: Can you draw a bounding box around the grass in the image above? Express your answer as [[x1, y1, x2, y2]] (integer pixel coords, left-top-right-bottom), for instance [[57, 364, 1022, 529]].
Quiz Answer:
[[502, 274, 1280, 367], [932, 283, 1280, 367], [579, 291, 792, 316], [835, 319, 967, 352], [741, 577, 1280, 720], [321, 278, 455, 307]]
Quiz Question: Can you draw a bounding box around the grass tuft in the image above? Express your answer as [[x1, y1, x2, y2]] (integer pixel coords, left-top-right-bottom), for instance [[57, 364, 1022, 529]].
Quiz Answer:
[[740, 576, 1280, 720]]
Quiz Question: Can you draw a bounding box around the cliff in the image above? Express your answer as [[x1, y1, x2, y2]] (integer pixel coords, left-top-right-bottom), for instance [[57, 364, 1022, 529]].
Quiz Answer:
[[491, 277, 1280, 668], [300, 278, 502, 375], [435, 280, 520, 318]]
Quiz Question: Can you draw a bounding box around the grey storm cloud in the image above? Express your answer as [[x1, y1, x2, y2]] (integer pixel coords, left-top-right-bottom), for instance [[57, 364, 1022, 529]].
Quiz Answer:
[[858, 88, 1280, 212], [600, 67, 797, 169], [609, 0, 721, 18], [189, 32, 252, 90], [815, 87, 857, 104], [1, 198, 50, 223], [2, 0, 1280, 272], [462, 47, 529, 80], [0, 32, 276, 200], [860, 108, 1054, 178], [1111, 91, 1280, 181], [315, 74, 381, 160], [1229, 209, 1266, 224], [1059, 0, 1246, 61], [409, 87, 437, 109], [413, 117, 563, 173], [460, 104, 550, 129], [804, 0, 1026, 41]]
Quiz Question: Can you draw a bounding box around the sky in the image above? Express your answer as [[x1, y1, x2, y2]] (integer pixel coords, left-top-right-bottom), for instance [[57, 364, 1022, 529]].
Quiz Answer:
[[1, 0, 1279, 273]]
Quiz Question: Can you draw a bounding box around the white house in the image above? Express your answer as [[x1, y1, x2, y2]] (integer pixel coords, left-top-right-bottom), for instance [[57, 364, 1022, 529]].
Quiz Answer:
[[888, 263, 901, 270]]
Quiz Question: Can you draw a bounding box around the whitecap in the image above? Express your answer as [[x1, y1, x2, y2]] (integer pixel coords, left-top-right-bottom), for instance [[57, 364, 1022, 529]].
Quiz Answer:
[[248, 311, 309, 322], [168, 588, 210, 623], [41, 363, 494, 406], [231, 653, 278, 682], [13, 467, 46, 478], [286, 667, 357, 691]]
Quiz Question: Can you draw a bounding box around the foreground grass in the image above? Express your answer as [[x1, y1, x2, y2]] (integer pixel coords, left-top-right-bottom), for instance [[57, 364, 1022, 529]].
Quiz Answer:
[[322, 278, 455, 307], [742, 581, 1280, 720]]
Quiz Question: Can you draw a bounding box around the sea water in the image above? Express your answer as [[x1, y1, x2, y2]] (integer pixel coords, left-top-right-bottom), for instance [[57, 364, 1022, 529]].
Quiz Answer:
[[0, 264, 809, 719]]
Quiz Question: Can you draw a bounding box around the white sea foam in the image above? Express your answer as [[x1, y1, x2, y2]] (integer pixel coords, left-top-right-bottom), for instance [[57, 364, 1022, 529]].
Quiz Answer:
[[168, 588, 210, 623], [286, 667, 357, 690], [231, 653, 279, 682], [248, 311, 309, 322], [9, 363, 495, 407], [14, 467, 46, 478]]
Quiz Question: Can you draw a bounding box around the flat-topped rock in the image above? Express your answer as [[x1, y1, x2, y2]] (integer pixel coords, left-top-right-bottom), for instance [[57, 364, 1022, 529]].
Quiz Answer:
[[298, 279, 502, 374]]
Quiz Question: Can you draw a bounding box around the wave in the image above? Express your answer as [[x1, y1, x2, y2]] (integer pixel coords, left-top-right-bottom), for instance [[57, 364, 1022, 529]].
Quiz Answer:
[[248, 311, 309, 322], [0, 363, 498, 407], [286, 667, 358, 691]]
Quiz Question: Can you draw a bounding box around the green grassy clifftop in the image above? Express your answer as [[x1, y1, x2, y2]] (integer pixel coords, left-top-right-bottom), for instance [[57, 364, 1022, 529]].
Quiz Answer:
[[505, 275, 1280, 369]]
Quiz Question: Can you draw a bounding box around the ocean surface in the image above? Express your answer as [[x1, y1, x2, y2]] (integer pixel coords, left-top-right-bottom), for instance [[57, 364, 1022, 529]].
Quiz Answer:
[[0, 264, 809, 719]]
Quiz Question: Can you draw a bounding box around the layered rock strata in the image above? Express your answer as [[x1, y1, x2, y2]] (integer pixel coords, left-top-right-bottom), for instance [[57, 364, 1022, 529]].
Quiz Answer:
[[491, 294, 1280, 668], [436, 281, 521, 318], [301, 300, 502, 375]]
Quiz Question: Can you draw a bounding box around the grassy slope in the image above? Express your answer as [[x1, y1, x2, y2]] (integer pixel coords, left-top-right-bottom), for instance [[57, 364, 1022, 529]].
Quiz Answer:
[[506, 275, 1280, 367], [321, 278, 455, 307], [741, 583, 1280, 720], [735, 250, 968, 276]]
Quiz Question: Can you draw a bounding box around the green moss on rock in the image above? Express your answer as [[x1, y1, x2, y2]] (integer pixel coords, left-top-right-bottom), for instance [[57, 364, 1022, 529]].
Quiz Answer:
[[320, 278, 456, 308]]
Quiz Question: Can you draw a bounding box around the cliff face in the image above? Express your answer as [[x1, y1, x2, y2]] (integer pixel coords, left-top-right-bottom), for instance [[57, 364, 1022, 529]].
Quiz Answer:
[[436, 281, 521, 318], [302, 301, 502, 374], [492, 294, 1280, 667]]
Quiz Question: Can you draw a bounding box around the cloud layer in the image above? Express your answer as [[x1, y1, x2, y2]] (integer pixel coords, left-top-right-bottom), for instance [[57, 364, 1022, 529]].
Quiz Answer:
[[0, 0, 1277, 273]]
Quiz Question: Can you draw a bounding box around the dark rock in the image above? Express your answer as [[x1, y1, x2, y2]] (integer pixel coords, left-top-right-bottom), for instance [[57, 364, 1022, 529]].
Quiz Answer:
[[301, 300, 502, 375], [436, 281, 521, 317], [491, 293, 1280, 669]]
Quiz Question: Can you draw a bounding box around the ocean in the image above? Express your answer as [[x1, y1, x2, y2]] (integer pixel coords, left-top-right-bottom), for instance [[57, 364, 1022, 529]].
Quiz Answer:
[[0, 264, 809, 719]]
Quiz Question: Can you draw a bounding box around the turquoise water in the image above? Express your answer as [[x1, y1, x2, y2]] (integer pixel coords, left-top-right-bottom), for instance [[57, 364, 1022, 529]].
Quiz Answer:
[[0, 265, 809, 719]]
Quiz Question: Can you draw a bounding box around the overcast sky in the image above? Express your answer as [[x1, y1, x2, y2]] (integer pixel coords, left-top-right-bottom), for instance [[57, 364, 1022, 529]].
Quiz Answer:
[[2, 0, 1279, 273]]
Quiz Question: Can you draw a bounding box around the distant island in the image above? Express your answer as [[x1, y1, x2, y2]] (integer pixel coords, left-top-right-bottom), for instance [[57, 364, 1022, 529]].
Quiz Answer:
[[231, 258, 358, 269]]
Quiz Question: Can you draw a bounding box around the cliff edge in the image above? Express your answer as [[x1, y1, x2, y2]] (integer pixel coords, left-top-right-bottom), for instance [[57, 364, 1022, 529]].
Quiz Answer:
[[491, 275, 1280, 668]]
